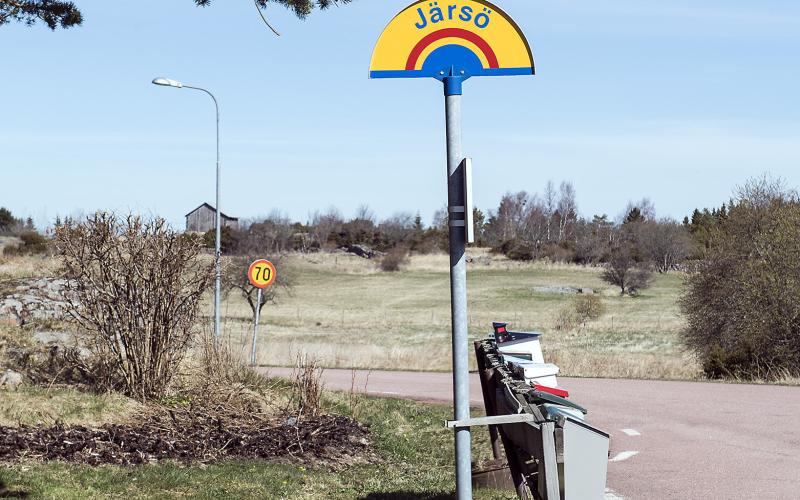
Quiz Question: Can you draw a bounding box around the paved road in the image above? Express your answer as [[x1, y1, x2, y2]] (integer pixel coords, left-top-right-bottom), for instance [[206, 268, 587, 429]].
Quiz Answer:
[[261, 367, 800, 499]]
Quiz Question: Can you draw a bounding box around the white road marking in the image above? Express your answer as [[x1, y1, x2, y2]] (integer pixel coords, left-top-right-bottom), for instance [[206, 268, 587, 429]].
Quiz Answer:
[[609, 451, 640, 463], [605, 488, 626, 500], [621, 428, 641, 436]]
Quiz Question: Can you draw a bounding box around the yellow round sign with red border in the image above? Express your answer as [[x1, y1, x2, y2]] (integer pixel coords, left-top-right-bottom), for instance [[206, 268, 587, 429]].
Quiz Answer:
[[248, 259, 277, 289]]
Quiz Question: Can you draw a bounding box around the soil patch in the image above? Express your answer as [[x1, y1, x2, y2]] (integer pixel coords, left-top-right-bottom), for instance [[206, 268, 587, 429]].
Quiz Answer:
[[0, 407, 371, 467]]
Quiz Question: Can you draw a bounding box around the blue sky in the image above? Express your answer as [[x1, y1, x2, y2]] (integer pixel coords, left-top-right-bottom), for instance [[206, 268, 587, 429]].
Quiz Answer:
[[2, 0, 799, 229]]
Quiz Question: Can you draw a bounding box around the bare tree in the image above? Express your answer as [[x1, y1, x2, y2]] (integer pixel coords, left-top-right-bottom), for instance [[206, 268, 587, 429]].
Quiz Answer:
[[56, 213, 213, 399], [484, 192, 530, 246], [239, 211, 295, 255], [223, 255, 292, 318], [573, 215, 615, 264], [557, 181, 578, 242], [519, 195, 548, 248], [601, 246, 653, 296], [309, 207, 343, 249], [543, 180, 556, 242], [378, 212, 415, 248], [432, 206, 449, 232], [638, 219, 694, 273], [354, 204, 376, 225]]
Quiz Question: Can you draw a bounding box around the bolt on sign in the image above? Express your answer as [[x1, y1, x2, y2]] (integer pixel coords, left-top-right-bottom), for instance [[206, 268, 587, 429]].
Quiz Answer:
[[248, 259, 277, 289], [369, 0, 534, 81], [370, 2, 534, 499]]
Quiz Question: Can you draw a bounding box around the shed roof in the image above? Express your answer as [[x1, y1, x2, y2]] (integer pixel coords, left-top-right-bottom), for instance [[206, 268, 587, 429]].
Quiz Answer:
[[185, 203, 239, 221]]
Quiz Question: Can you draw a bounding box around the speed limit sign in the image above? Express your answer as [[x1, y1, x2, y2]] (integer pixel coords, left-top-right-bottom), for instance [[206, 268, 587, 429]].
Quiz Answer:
[[248, 259, 277, 289]]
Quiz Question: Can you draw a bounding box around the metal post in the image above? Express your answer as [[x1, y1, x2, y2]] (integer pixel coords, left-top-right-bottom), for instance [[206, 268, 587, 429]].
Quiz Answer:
[[251, 288, 263, 366], [443, 74, 472, 500], [185, 85, 222, 342], [213, 95, 222, 343], [152, 80, 222, 341]]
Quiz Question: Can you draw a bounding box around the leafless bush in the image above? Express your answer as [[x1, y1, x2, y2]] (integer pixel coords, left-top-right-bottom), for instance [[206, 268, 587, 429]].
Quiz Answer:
[[347, 369, 370, 419], [379, 246, 409, 272], [553, 307, 578, 332], [573, 294, 605, 326], [55, 213, 214, 400], [291, 354, 324, 419], [601, 246, 652, 296]]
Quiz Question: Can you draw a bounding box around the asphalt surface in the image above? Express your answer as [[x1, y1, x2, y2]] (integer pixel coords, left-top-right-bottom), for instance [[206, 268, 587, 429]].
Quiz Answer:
[[261, 367, 800, 499]]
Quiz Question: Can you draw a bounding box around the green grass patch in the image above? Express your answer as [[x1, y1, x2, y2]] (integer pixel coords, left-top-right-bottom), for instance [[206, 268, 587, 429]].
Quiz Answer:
[[0, 392, 514, 499]]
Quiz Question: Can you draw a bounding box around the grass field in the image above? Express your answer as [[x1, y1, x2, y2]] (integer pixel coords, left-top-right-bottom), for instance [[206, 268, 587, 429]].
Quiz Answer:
[[0, 249, 699, 380], [217, 250, 700, 380]]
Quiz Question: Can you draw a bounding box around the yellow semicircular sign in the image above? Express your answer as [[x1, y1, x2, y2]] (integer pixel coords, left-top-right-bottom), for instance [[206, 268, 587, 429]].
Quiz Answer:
[[369, 0, 534, 80]]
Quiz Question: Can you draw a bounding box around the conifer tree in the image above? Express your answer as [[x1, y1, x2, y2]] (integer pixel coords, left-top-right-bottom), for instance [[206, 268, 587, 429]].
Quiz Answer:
[[0, 0, 351, 30]]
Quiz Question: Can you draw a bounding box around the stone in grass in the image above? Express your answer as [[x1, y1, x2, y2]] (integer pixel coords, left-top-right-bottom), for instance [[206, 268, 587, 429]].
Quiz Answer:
[[33, 331, 76, 346], [0, 369, 23, 391]]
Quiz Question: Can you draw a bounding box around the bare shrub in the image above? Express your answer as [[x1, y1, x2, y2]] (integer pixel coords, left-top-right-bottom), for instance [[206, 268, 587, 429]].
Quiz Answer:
[[291, 354, 324, 418], [553, 307, 578, 332], [222, 254, 292, 320], [174, 334, 282, 419], [601, 246, 652, 296], [379, 246, 409, 272], [347, 369, 370, 419], [56, 213, 214, 400], [573, 294, 605, 326]]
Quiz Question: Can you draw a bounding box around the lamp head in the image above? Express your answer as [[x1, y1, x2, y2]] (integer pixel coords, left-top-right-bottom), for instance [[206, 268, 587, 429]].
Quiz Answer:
[[152, 77, 183, 88]]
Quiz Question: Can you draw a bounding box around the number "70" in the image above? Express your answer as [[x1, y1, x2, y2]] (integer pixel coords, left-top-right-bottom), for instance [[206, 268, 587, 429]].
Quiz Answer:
[[254, 266, 272, 282]]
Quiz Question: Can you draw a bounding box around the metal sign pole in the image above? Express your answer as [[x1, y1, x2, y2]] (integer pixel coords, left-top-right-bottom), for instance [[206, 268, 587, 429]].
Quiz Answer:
[[444, 73, 472, 500], [368, 3, 536, 496], [251, 288, 263, 366]]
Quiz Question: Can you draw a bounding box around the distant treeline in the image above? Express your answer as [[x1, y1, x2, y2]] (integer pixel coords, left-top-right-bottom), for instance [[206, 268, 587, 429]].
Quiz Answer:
[[190, 180, 724, 273]]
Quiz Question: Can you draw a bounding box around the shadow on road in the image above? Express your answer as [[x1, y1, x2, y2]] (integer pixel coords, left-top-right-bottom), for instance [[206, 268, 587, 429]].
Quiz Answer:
[[357, 493, 455, 500]]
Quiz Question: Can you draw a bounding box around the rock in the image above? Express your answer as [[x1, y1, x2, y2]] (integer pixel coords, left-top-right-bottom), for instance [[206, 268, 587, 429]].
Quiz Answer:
[[533, 285, 581, 295], [579, 288, 594, 295], [0, 277, 73, 325], [0, 369, 23, 390], [342, 244, 384, 259], [34, 331, 76, 346]]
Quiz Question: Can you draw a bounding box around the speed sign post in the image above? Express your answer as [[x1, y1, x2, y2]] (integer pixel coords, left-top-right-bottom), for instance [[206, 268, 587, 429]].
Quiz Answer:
[[248, 259, 277, 366], [370, 2, 535, 498]]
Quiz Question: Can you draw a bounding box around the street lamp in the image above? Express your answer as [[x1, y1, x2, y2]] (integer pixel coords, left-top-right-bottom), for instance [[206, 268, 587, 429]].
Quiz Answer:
[[152, 77, 222, 342]]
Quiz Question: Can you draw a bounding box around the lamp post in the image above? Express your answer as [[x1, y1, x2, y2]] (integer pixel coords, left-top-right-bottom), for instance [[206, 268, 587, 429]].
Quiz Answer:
[[152, 77, 222, 342]]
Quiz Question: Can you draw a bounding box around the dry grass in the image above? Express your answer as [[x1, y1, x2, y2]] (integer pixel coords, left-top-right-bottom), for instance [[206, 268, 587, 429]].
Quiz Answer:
[[0, 253, 60, 281], [3, 250, 701, 380], [0, 387, 141, 427], [208, 249, 700, 379]]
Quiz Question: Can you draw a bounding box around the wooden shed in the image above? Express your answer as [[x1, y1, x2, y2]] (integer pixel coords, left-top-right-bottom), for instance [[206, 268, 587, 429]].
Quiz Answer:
[[185, 203, 239, 233]]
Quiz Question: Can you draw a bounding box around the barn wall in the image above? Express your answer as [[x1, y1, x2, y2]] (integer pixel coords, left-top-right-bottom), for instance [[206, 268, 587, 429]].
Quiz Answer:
[[186, 206, 238, 232]]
